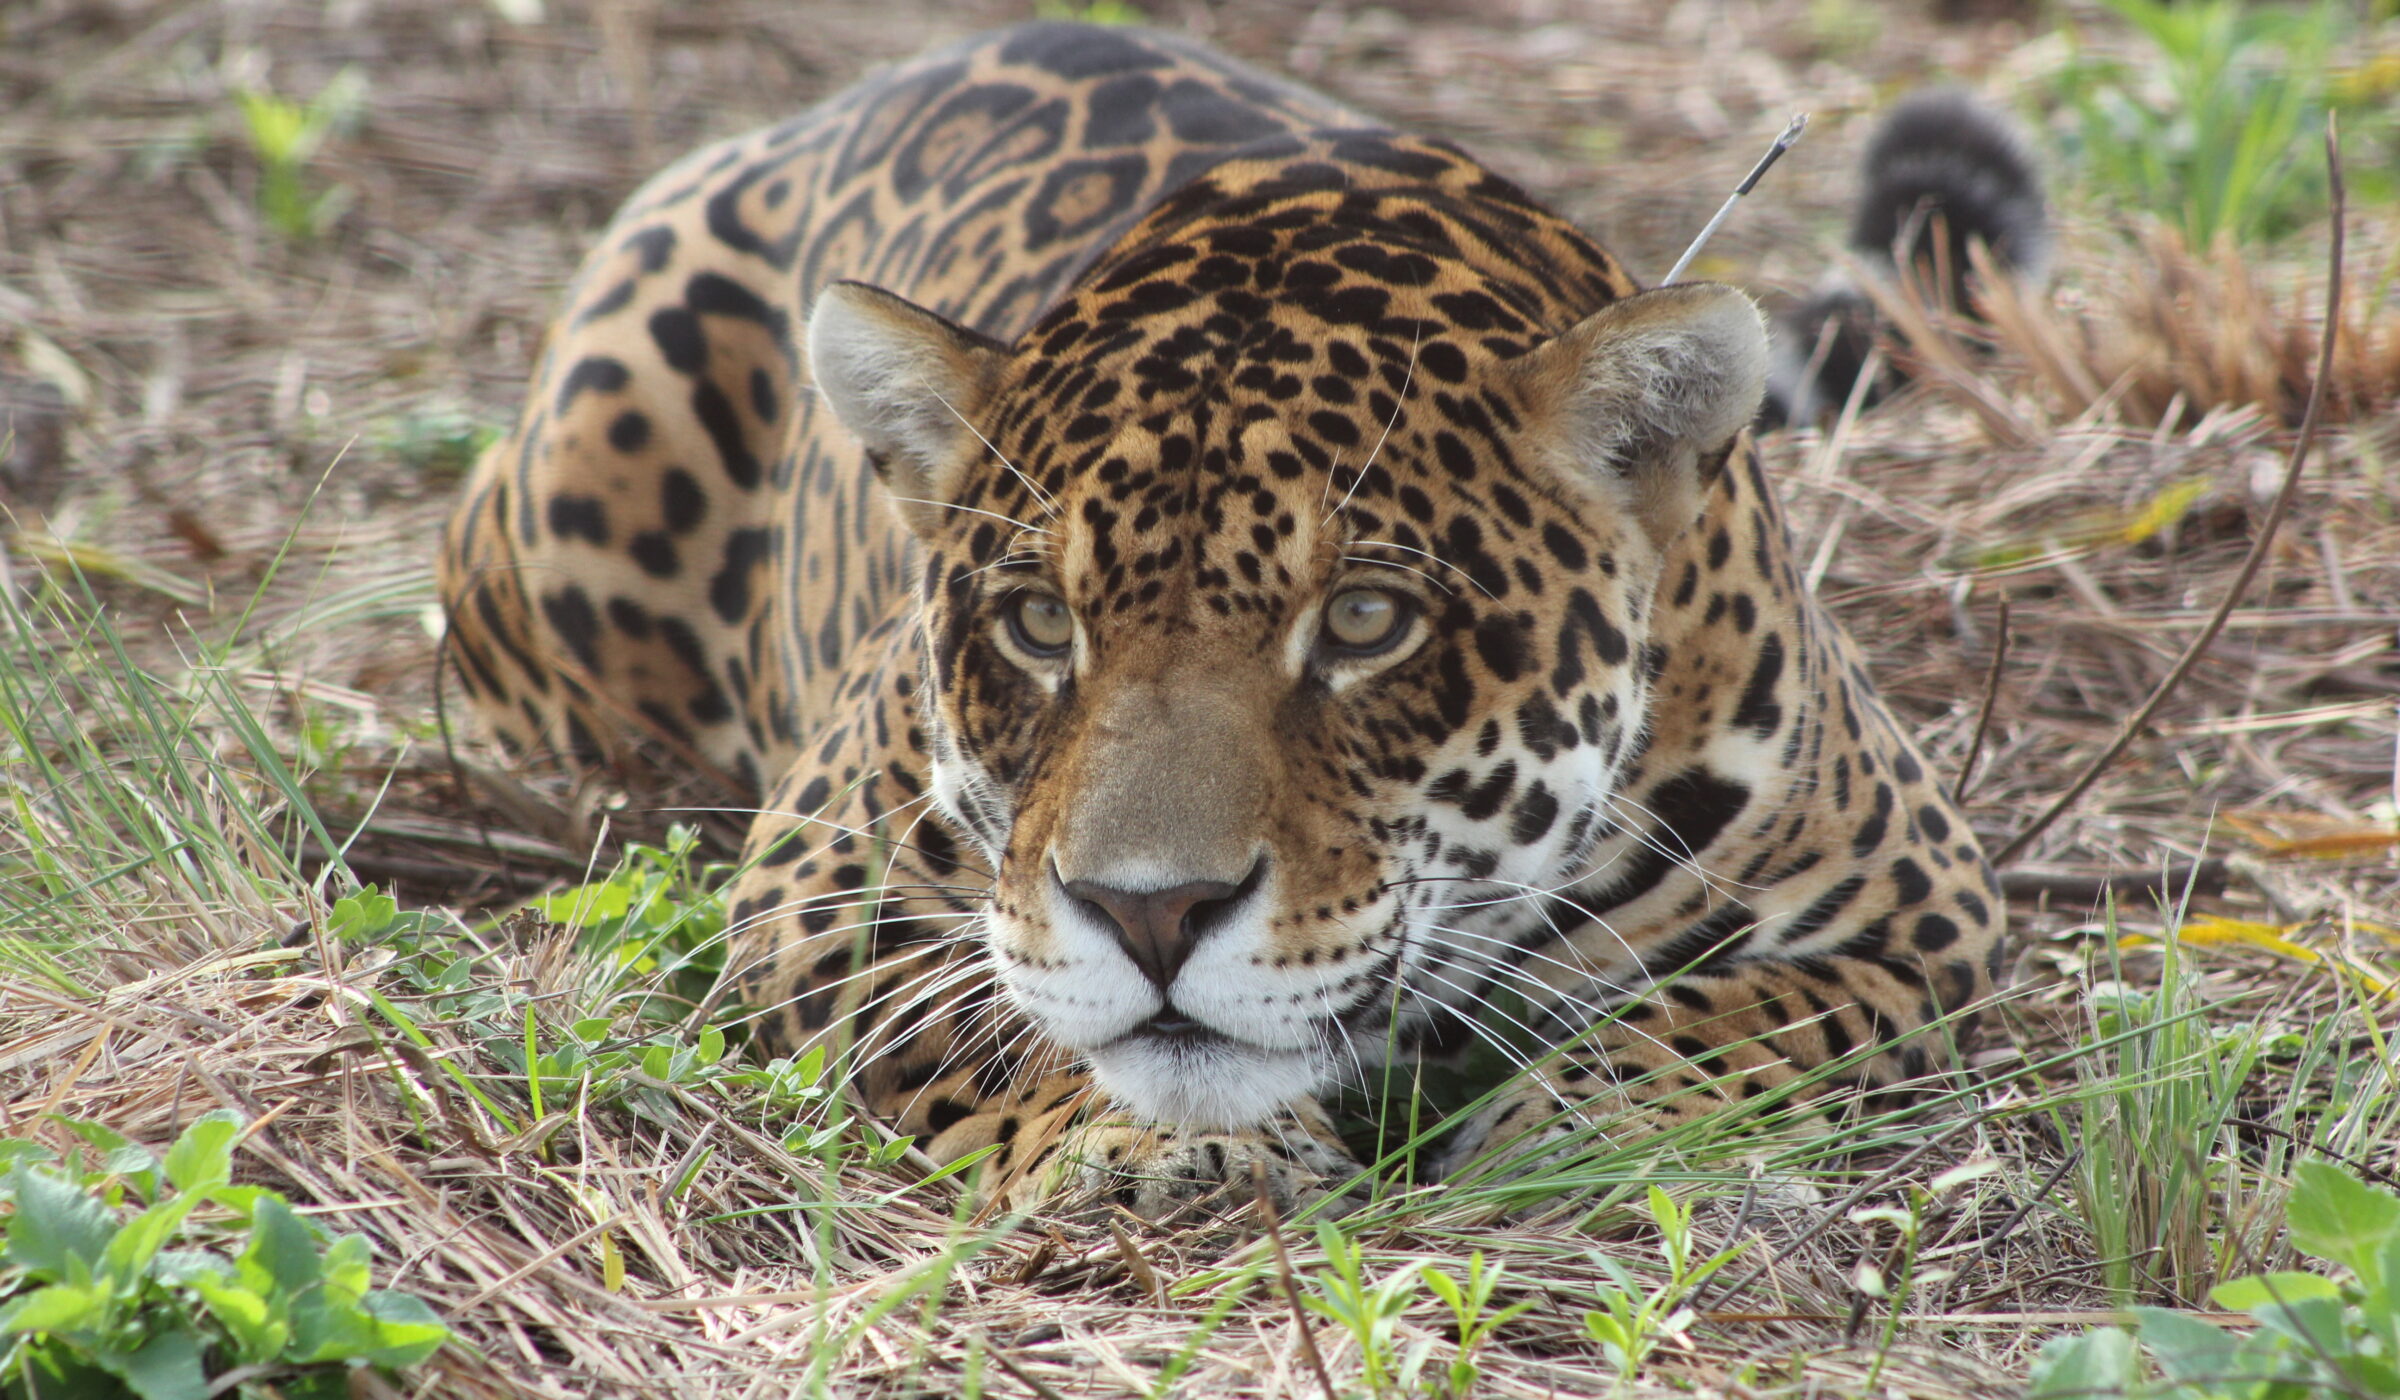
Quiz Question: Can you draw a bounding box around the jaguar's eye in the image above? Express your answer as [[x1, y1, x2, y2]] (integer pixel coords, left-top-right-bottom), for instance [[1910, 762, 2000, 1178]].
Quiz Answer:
[[1322, 587, 1410, 655], [1006, 590, 1075, 657]]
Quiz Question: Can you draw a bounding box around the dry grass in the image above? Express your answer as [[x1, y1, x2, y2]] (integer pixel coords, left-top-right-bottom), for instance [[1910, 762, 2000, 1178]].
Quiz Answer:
[[4, 1, 2399, 1396]]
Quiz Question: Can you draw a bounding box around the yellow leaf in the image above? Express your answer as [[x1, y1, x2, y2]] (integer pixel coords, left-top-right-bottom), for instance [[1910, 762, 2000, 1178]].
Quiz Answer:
[[2115, 478, 2209, 546], [600, 1229, 624, 1293]]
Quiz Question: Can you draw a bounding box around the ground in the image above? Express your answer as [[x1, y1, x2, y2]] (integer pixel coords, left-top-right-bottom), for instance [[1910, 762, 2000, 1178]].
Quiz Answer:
[[2, 1, 2397, 1397]]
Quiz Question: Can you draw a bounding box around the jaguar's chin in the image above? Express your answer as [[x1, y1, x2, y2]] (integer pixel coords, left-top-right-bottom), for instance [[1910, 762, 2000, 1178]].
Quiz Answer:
[[1086, 1020, 1325, 1130]]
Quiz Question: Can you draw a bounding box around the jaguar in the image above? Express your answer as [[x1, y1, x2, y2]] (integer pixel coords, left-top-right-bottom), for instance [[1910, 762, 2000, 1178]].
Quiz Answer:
[[439, 21, 2019, 1215]]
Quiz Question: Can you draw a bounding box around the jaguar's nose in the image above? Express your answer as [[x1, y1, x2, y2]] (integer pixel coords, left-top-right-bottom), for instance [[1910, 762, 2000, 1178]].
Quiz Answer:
[[1061, 860, 1265, 990]]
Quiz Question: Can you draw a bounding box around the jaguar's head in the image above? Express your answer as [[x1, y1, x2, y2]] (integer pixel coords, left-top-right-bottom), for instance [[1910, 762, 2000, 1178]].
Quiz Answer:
[[806, 246, 1766, 1129]]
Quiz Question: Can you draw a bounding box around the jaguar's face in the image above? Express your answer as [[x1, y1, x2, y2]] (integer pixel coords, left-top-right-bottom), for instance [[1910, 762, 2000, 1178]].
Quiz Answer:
[[806, 268, 1766, 1127]]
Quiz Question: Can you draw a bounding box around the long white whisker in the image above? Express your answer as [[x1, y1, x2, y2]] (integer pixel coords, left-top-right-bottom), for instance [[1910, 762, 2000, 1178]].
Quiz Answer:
[[883, 495, 1055, 536], [1341, 537, 1492, 600], [926, 385, 1058, 520], [1338, 553, 1456, 597]]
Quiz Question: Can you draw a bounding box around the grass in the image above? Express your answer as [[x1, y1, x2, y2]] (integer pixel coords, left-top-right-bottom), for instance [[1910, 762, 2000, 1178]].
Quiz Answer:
[[2044, 0, 2399, 252], [5, 511, 2396, 1399]]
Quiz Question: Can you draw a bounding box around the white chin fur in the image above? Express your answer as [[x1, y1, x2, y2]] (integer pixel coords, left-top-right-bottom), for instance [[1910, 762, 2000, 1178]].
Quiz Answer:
[[1087, 1036, 1325, 1130]]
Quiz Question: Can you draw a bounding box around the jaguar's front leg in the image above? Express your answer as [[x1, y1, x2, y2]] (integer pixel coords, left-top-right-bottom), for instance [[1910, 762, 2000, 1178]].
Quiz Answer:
[[1443, 953, 1992, 1177], [1003, 1098, 1359, 1219]]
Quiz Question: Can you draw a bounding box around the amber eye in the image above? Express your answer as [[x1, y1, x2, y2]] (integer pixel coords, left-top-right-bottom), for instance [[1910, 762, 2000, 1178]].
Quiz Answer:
[[1322, 587, 1410, 655], [1006, 590, 1075, 657]]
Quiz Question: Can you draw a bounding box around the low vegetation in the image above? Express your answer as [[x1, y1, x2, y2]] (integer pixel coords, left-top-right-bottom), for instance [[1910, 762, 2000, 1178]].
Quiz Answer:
[[2, 0, 2395, 1396]]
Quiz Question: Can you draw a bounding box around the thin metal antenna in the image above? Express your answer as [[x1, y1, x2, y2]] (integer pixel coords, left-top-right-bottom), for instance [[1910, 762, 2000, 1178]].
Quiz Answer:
[[1661, 112, 1808, 285]]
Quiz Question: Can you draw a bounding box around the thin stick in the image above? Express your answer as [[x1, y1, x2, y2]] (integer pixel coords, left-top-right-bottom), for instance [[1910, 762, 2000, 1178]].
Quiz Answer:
[[1953, 597, 2011, 804], [1252, 1162, 1338, 1400], [1662, 113, 1807, 286], [973, 1333, 1072, 1400], [1994, 117, 2345, 867]]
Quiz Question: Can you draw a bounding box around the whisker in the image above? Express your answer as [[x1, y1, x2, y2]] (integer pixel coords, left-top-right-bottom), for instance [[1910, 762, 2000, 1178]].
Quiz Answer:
[[1338, 553, 1456, 597], [1341, 537, 1493, 600], [926, 386, 1059, 521], [1322, 322, 1422, 532], [882, 494, 1055, 537]]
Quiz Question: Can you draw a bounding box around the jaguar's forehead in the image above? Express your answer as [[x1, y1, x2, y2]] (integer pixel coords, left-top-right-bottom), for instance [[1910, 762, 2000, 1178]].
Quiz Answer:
[[952, 335, 1555, 637], [921, 142, 1647, 617]]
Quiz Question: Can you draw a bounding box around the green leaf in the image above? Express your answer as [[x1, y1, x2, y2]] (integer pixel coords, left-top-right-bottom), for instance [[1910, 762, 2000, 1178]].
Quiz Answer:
[[5, 1167, 119, 1282], [320, 1233, 373, 1305], [4, 1343, 129, 1400], [289, 1285, 450, 1367], [200, 1184, 272, 1222], [2211, 1271, 2344, 1312], [241, 1194, 323, 1297], [2286, 1159, 2400, 1276], [0, 1138, 59, 1173], [189, 1273, 289, 1365], [2128, 1306, 2239, 1382], [161, 1110, 244, 1193], [99, 1195, 198, 1290], [0, 1282, 107, 1335], [352, 1289, 450, 1366], [2027, 1326, 2141, 1399], [2247, 1293, 2351, 1357], [148, 1251, 232, 1287], [51, 1118, 160, 1199], [327, 886, 398, 942], [106, 1331, 208, 1400]]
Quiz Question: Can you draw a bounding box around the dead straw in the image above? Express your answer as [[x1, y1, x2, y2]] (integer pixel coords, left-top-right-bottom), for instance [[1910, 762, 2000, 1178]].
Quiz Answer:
[[1994, 117, 2348, 868]]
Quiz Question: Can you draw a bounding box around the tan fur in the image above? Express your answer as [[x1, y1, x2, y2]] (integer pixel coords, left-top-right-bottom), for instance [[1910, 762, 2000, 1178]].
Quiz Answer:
[[441, 23, 2004, 1215]]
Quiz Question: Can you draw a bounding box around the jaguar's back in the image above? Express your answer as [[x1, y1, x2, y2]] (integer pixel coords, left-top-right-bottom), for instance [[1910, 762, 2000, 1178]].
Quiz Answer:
[[441, 23, 2007, 1216], [440, 23, 1366, 794]]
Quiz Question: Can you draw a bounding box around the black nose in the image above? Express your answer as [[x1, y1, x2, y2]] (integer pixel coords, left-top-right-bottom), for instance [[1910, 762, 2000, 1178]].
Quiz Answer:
[[1062, 861, 1263, 990]]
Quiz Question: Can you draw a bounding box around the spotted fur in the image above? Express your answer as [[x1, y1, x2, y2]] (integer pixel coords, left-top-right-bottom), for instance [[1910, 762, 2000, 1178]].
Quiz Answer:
[[440, 22, 2005, 1215]]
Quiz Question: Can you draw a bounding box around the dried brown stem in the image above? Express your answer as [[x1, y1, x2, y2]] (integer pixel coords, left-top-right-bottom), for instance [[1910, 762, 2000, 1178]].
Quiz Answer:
[[1953, 596, 2011, 804], [1994, 120, 2347, 868], [1253, 1163, 1339, 1400]]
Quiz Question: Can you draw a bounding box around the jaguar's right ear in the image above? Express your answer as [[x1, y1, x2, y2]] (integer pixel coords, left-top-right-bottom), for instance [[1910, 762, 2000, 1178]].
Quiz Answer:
[[807, 281, 1010, 534]]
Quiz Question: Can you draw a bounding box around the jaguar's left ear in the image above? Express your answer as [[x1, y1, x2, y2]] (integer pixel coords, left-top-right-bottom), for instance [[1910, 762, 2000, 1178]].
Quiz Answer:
[[807, 281, 1011, 536], [1505, 283, 1768, 552]]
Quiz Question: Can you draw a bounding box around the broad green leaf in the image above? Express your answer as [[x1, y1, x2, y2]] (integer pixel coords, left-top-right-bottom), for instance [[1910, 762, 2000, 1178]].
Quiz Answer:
[[352, 1289, 450, 1366], [148, 1251, 232, 1287], [2027, 1326, 2141, 1399], [292, 1286, 449, 1367], [204, 1184, 272, 1221], [99, 1195, 198, 1289], [2212, 1271, 2344, 1311], [2287, 1159, 2400, 1275], [3, 1344, 126, 1400], [320, 1233, 373, 1305], [0, 1138, 59, 1173], [189, 1273, 289, 1365], [106, 1330, 208, 1400], [2336, 1354, 2400, 1396], [5, 1167, 119, 1281], [2247, 1293, 2350, 1356], [2371, 1234, 2400, 1325], [241, 1194, 323, 1297], [161, 1111, 244, 1193], [0, 1282, 106, 1335], [327, 886, 398, 941], [2128, 1306, 2239, 1382]]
